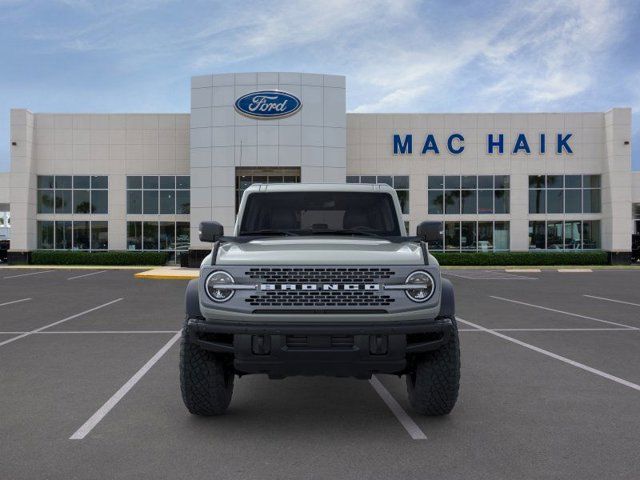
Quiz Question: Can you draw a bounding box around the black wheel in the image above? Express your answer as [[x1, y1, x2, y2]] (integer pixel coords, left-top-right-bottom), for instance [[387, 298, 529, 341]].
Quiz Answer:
[[406, 317, 460, 415], [180, 326, 234, 416]]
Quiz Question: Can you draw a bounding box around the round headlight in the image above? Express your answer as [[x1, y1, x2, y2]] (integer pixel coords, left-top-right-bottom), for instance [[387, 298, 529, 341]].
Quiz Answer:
[[405, 271, 435, 303], [205, 271, 235, 302]]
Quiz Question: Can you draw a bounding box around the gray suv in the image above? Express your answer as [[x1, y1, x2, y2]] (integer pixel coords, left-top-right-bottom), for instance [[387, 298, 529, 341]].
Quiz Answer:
[[181, 183, 459, 416]]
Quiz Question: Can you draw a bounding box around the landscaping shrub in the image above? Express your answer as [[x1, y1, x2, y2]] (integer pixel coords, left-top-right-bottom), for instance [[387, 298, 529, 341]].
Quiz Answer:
[[30, 250, 169, 266], [431, 251, 608, 266], [29, 250, 609, 267]]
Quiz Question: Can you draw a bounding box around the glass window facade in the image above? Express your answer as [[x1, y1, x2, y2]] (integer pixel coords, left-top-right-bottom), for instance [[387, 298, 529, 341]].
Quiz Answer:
[[126, 176, 190, 215], [37, 220, 108, 250], [427, 175, 510, 214], [346, 175, 410, 214], [29, 168, 612, 257], [37, 175, 108, 214], [528, 220, 601, 250], [529, 175, 601, 214], [234, 167, 302, 212], [126, 221, 190, 259], [427, 221, 510, 252]]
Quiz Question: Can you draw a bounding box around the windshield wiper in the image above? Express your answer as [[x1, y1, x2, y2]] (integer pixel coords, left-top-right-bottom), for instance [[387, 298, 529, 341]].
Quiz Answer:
[[241, 229, 300, 237]]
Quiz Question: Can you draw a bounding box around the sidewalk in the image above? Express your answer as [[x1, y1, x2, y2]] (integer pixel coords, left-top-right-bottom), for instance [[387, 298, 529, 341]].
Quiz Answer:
[[134, 266, 200, 280]]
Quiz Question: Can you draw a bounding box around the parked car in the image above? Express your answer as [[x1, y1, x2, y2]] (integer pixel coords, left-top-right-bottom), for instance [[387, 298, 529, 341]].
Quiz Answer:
[[181, 183, 459, 416]]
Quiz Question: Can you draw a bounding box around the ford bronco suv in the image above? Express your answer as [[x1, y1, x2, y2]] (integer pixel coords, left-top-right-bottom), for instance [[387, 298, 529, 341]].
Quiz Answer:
[[181, 183, 459, 416]]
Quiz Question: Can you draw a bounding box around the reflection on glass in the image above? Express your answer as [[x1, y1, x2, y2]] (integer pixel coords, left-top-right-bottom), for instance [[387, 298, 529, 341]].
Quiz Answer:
[[143, 222, 158, 249], [546, 190, 563, 214], [37, 221, 54, 249], [74, 190, 91, 214], [494, 222, 509, 251], [160, 222, 176, 250], [445, 190, 460, 214], [127, 221, 142, 250], [73, 221, 90, 250], [55, 221, 73, 249], [143, 191, 158, 214], [478, 222, 493, 252], [461, 222, 477, 251], [445, 222, 460, 250], [546, 221, 564, 250], [528, 221, 546, 250], [55, 190, 72, 214], [88, 190, 104, 214], [428, 192, 443, 215], [91, 221, 108, 249]]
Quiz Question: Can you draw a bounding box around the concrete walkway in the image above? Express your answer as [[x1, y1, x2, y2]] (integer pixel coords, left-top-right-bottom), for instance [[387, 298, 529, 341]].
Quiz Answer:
[[134, 266, 199, 280]]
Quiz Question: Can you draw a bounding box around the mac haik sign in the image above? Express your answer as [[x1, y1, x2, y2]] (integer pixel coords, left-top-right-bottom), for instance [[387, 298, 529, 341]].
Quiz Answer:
[[393, 133, 573, 155]]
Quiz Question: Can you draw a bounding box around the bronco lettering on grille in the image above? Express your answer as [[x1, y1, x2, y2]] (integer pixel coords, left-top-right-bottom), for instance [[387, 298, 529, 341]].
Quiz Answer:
[[259, 284, 380, 291]]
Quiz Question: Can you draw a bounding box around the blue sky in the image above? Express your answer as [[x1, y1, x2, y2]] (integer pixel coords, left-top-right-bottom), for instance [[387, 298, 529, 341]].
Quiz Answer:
[[1, 0, 639, 171]]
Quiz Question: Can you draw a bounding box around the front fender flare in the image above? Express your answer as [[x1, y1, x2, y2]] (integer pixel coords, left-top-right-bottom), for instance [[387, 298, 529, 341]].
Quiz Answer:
[[185, 278, 203, 319], [438, 278, 455, 318]]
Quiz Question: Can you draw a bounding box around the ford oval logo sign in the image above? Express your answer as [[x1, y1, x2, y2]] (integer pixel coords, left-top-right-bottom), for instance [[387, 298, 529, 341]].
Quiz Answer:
[[234, 90, 302, 119]]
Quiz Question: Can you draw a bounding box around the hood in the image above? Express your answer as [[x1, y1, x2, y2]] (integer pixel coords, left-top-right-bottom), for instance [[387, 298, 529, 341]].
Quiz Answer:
[[216, 237, 424, 265]]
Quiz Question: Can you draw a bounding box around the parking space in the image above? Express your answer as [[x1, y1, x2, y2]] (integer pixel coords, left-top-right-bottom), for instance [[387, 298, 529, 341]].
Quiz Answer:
[[1, 267, 639, 479]]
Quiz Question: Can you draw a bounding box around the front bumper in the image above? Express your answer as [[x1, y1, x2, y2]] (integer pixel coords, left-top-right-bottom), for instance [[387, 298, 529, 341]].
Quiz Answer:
[[185, 317, 454, 378]]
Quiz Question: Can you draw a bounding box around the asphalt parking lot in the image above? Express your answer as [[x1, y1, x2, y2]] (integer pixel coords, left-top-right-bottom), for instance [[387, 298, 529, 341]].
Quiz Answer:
[[1, 267, 639, 479]]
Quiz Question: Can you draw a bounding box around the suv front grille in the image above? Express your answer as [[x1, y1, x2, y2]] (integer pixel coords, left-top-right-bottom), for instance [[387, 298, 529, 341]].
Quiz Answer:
[[243, 267, 397, 309], [244, 267, 394, 283], [245, 290, 395, 308]]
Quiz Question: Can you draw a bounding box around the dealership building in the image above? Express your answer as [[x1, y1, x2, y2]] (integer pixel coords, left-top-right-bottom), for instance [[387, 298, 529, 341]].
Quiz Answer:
[[1, 72, 639, 264]]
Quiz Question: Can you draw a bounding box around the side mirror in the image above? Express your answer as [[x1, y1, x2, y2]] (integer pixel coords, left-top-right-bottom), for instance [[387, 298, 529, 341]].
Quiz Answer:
[[416, 221, 442, 243], [199, 221, 224, 243]]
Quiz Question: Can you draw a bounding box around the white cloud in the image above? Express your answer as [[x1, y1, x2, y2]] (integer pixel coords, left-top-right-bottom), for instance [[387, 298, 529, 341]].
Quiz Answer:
[[474, 0, 624, 110], [349, 0, 626, 112], [5, 0, 633, 114], [188, 0, 416, 68]]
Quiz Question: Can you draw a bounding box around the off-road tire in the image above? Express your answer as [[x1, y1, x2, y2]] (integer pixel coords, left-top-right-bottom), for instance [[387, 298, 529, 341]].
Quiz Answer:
[[180, 327, 234, 416], [406, 317, 460, 415]]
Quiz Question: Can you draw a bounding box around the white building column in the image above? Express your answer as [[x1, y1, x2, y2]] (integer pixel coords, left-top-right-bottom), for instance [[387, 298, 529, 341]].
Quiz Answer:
[[9, 109, 36, 257], [509, 173, 529, 251], [602, 108, 632, 257]]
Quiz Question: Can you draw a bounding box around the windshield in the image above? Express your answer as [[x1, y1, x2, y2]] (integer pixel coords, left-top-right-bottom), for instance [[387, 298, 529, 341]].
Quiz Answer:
[[239, 191, 401, 237]]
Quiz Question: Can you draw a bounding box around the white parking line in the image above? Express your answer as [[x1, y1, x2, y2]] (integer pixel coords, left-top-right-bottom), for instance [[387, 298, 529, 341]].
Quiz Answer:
[[460, 327, 639, 332], [490, 296, 637, 329], [39, 330, 180, 334], [583, 295, 640, 308], [0, 298, 31, 307], [457, 317, 640, 392], [444, 271, 536, 280], [0, 331, 179, 334], [67, 270, 107, 281], [3, 270, 54, 279], [0, 298, 124, 348], [70, 332, 181, 440], [369, 375, 427, 440]]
